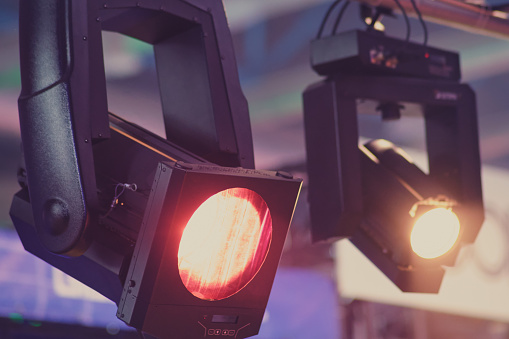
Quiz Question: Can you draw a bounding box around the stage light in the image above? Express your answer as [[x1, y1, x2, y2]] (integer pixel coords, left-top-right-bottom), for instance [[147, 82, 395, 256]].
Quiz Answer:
[[112, 154, 300, 338], [304, 28, 484, 292], [11, 1, 302, 338], [350, 139, 478, 292]]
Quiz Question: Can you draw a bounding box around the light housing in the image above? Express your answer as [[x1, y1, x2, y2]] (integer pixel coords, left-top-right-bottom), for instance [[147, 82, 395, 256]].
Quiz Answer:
[[11, 1, 302, 338], [303, 50, 484, 292], [352, 139, 473, 292], [116, 160, 299, 338], [12, 115, 301, 338]]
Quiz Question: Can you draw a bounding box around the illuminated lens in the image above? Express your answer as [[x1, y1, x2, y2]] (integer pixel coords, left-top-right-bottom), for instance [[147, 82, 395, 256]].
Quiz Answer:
[[178, 188, 272, 300], [410, 208, 460, 259]]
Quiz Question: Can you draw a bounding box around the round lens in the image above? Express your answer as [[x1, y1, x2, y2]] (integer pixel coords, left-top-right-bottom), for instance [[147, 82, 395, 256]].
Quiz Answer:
[[410, 208, 460, 259], [178, 188, 272, 300]]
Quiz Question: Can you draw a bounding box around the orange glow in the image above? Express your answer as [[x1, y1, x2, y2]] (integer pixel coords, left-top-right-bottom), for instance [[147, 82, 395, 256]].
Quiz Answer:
[[177, 188, 272, 300], [410, 208, 460, 259]]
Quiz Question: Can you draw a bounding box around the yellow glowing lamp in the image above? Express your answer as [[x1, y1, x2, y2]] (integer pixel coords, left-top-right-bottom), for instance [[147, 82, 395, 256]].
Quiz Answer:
[[410, 208, 461, 259], [116, 162, 301, 339]]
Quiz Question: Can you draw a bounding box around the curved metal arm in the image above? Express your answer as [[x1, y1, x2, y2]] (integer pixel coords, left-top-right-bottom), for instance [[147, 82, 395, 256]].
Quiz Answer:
[[18, 0, 253, 255]]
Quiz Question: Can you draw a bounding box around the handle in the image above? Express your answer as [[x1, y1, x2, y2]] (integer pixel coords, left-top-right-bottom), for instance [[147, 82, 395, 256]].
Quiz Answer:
[[18, 0, 102, 255]]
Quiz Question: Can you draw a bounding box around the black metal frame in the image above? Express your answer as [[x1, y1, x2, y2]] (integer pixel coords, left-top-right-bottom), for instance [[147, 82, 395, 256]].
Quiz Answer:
[[17, 0, 253, 256]]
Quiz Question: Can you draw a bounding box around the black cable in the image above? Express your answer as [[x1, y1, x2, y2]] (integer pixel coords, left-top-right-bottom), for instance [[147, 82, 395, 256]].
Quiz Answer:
[[392, 0, 410, 43], [316, 0, 342, 39], [332, 1, 351, 35], [409, 0, 428, 47], [101, 182, 137, 219]]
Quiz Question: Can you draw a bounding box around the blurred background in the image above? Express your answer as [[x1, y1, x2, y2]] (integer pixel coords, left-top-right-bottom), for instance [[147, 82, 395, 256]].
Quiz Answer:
[[3, 0, 509, 338]]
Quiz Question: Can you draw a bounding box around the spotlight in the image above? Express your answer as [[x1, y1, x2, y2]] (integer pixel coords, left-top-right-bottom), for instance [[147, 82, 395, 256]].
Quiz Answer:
[[11, 1, 302, 338], [304, 29, 484, 292], [353, 139, 475, 292]]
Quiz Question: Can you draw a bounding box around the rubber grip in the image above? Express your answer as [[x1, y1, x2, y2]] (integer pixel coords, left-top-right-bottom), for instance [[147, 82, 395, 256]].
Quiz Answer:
[[18, 0, 89, 255]]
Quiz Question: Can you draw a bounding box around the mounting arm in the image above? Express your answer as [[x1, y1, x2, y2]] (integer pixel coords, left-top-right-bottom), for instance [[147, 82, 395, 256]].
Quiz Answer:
[[17, 0, 253, 256]]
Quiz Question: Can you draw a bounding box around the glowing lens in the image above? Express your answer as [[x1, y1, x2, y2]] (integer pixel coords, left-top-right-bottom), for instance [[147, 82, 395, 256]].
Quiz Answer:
[[178, 188, 272, 301], [410, 208, 460, 259]]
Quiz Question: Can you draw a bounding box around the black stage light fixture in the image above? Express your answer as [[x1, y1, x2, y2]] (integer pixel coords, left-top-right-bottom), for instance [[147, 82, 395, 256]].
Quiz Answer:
[[303, 29, 484, 293], [10, 1, 302, 338]]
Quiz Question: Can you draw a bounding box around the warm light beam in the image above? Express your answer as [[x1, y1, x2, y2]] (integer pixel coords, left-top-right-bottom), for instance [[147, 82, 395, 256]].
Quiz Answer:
[[410, 208, 460, 259], [178, 188, 272, 301]]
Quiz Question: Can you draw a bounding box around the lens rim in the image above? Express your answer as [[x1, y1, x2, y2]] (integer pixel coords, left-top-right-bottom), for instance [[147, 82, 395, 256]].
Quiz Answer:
[[177, 187, 273, 301]]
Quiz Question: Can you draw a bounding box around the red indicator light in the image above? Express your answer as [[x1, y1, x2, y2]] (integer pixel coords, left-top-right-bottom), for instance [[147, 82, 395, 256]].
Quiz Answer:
[[178, 188, 272, 300], [424, 52, 430, 58]]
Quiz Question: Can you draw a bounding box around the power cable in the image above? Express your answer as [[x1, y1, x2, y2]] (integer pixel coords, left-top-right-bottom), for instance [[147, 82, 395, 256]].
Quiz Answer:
[[316, 0, 342, 39]]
